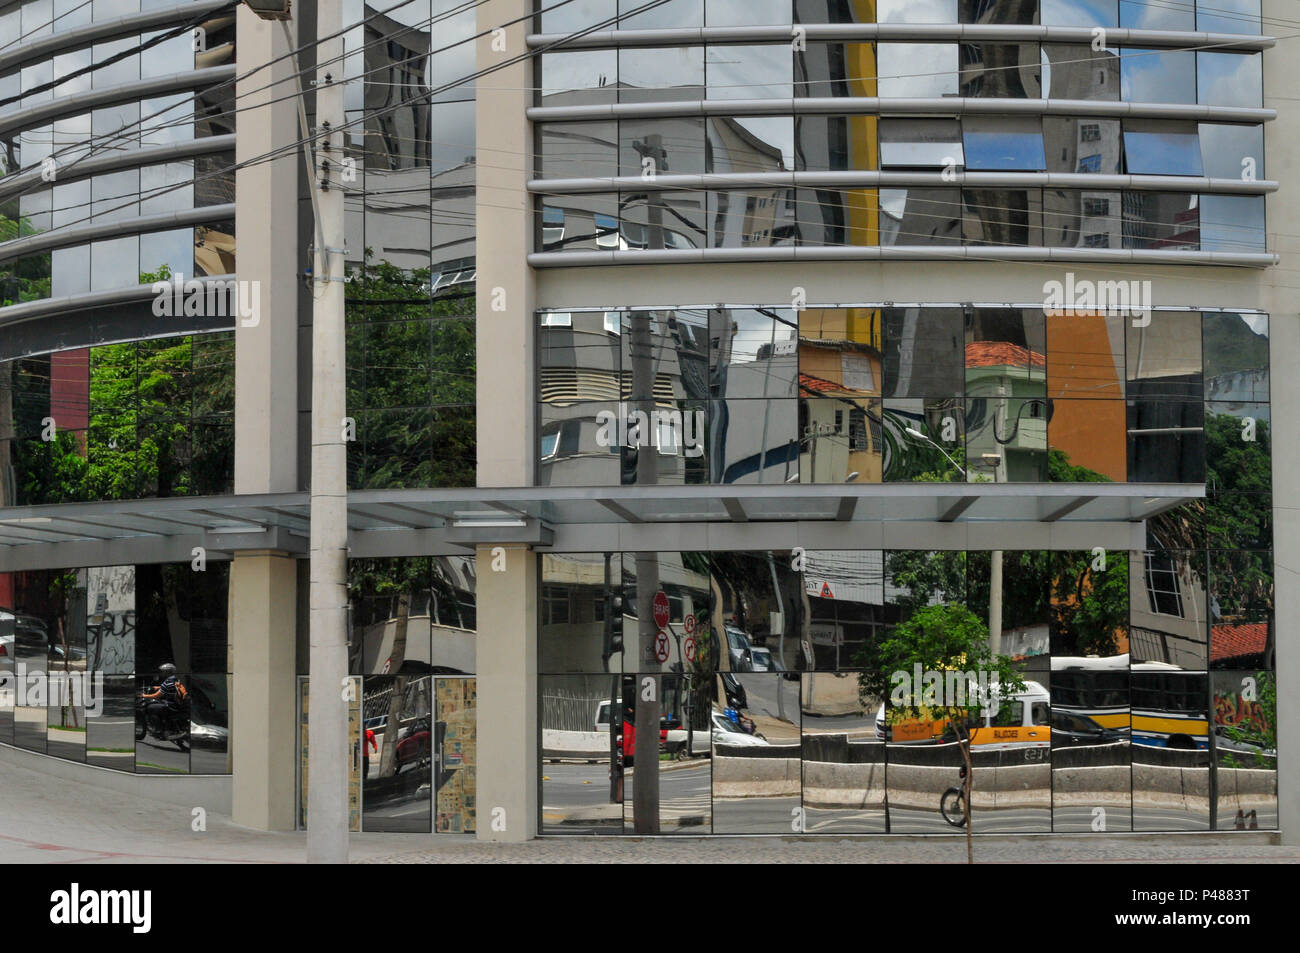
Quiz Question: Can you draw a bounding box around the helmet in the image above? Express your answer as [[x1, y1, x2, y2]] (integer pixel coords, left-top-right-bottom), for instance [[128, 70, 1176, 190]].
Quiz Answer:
[[158, 663, 177, 677]]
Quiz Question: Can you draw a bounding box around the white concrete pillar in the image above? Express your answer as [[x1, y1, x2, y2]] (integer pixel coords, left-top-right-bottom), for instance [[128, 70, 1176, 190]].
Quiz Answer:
[[1262, 0, 1298, 846], [229, 552, 299, 830], [473, 0, 539, 841], [474, 543, 538, 841], [230, 7, 301, 832]]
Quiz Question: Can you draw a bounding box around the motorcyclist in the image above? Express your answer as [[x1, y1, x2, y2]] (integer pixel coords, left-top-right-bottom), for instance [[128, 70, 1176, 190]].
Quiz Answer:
[[141, 663, 188, 735]]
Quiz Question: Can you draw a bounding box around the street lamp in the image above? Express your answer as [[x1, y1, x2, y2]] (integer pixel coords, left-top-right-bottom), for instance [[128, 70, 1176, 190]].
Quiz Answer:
[[904, 426, 967, 477]]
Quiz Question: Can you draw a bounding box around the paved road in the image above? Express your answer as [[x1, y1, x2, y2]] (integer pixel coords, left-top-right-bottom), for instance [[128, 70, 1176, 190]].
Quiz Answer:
[[1, 751, 1295, 864]]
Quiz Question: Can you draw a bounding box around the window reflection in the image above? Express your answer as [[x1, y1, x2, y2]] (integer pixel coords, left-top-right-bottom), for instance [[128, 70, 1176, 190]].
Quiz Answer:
[[882, 398, 966, 481], [879, 119, 962, 169], [1197, 0, 1261, 34], [1121, 49, 1196, 105], [1120, 0, 1192, 29], [962, 188, 1044, 246], [1122, 192, 1199, 251], [710, 398, 798, 484], [1204, 312, 1268, 402], [1044, 188, 1122, 248], [1200, 195, 1266, 253], [1197, 52, 1262, 109], [1199, 124, 1263, 181], [879, 188, 962, 246], [960, 43, 1042, 98], [1042, 0, 1117, 26], [878, 44, 958, 98], [796, 42, 876, 98], [620, 46, 704, 104], [883, 307, 964, 398], [963, 117, 1046, 171], [876, 0, 957, 22], [1042, 44, 1119, 101]]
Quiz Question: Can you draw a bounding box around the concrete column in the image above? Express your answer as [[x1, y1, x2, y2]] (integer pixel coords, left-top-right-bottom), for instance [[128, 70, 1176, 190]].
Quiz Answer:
[[475, 0, 535, 488], [473, 0, 539, 841], [234, 7, 299, 495], [229, 552, 298, 830], [1262, 0, 1298, 846], [230, 8, 301, 831], [474, 544, 538, 841]]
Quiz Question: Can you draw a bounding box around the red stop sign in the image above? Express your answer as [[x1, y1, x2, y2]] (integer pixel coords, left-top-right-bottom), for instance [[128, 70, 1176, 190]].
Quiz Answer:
[[652, 590, 670, 628]]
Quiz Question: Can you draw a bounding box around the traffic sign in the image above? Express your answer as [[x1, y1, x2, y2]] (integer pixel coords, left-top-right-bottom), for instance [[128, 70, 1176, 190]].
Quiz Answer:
[[652, 590, 671, 628], [684, 637, 697, 662], [654, 630, 670, 663], [684, 613, 696, 634]]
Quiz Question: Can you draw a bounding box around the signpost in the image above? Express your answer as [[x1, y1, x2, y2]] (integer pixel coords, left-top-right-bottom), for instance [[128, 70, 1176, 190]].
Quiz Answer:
[[652, 590, 670, 629]]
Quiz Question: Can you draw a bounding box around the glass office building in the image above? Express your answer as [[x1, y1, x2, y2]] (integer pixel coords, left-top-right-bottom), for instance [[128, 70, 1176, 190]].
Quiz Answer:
[[0, 0, 1290, 842]]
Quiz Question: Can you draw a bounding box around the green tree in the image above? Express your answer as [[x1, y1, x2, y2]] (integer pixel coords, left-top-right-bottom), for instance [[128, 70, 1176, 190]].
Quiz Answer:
[[856, 602, 1025, 862]]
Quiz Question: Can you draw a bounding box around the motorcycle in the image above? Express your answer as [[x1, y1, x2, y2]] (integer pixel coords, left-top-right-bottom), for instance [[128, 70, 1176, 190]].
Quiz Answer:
[[135, 694, 191, 751]]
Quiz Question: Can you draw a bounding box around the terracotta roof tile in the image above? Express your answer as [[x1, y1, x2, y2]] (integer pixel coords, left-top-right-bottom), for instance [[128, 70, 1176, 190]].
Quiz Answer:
[[1210, 622, 1269, 663], [965, 341, 1046, 370]]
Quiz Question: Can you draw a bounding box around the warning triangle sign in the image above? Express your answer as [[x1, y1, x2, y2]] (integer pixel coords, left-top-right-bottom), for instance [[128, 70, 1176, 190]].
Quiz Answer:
[[820, 581, 833, 598]]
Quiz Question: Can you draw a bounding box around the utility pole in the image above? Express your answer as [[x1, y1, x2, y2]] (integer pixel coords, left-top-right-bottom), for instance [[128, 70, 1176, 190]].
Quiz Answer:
[[304, 0, 349, 863], [628, 134, 668, 833]]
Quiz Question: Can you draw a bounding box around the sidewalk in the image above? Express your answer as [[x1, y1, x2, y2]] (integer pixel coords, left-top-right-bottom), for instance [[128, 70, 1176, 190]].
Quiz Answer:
[[1, 756, 1296, 864]]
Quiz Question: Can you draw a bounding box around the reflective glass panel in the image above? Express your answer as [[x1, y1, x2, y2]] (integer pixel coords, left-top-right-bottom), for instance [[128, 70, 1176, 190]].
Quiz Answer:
[[1050, 399, 1127, 481], [1204, 311, 1268, 402], [1127, 310, 1203, 400], [796, 42, 877, 98], [879, 188, 963, 246], [1051, 662, 1131, 831], [620, 46, 705, 103], [883, 307, 964, 398], [882, 398, 966, 481], [876, 0, 957, 22], [1042, 0, 1117, 26], [1128, 399, 1206, 482], [798, 397, 882, 483], [1212, 670, 1276, 830], [1121, 49, 1196, 104], [879, 119, 963, 169], [710, 398, 799, 484], [1120, 0, 1192, 29], [1197, 52, 1262, 108], [878, 44, 959, 98], [1131, 669, 1210, 831], [960, 43, 1042, 98], [1200, 195, 1266, 254], [361, 674, 433, 832], [711, 308, 798, 399], [1199, 123, 1263, 182], [962, 117, 1046, 170], [1197, 0, 1261, 34], [965, 397, 1049, 481], [1046, 310, 1124, 399], [538, 121, 618, 180], [1044, 188, 1122, 247], [1122, 192, 1199, 250], [962, 188, 1044, 246], [712, 673, 801, 833], [540, 554, 621, 674], [539, 51, 617, 107], [1042, 44, 1120, 101], [540, 673, 623, 833]]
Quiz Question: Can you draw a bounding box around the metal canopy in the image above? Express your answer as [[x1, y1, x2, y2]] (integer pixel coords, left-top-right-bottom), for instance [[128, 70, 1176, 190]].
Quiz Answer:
[[0, 484, 1201, 570]]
